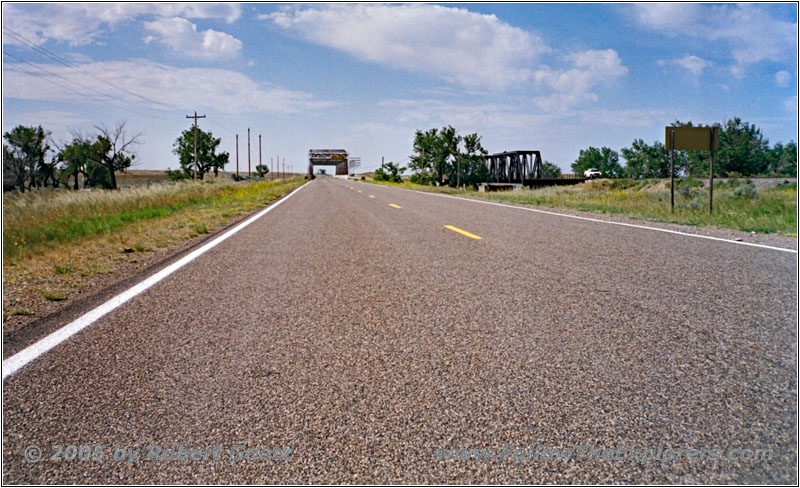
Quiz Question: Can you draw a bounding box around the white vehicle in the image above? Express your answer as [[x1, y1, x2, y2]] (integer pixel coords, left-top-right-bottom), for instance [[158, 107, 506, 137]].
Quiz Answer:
[[584, 168, 602, 179]]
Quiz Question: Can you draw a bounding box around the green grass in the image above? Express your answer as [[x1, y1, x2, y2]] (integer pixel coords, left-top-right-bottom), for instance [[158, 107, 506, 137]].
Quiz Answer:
[[366, 178, 797, 236], [3, 177, 306, 260]]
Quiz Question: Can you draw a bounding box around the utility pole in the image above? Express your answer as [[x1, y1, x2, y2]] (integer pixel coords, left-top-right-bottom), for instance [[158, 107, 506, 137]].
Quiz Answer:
[[258, 134, 262, 174], [235, 134, 239, 176], [282, 158, 285, 178], [247, 128, 251, 176], [185, 111, 206, 180], [270, 157, 274, 179]]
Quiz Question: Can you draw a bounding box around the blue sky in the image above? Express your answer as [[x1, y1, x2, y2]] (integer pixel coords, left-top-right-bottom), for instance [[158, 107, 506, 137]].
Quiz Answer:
[[2, 2, 797, 173]]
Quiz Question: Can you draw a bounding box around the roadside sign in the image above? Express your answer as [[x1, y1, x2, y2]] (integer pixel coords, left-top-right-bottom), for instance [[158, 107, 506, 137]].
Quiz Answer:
[[665, 126, 719, 214], [665, 126, 719, 151]]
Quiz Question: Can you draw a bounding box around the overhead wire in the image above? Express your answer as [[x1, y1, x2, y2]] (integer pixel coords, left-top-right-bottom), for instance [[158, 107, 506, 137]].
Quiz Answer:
[[2, 51, 177, 122], [4, 27, 181, 112]]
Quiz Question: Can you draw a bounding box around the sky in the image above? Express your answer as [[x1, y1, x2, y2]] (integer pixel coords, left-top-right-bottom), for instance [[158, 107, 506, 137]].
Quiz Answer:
[[2, 2, 798, 174]]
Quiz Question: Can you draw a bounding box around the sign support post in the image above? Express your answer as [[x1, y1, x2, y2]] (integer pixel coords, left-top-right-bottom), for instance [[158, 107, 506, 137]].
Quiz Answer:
[[670, 130, 675, 213], [709, 129, 715, 214]]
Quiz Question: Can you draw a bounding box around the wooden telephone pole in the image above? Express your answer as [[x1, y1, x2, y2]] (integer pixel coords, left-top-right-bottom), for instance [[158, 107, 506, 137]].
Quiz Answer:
[[247, 128, 251, 176], [185, 111, 206, 180], [235, 134, 239, 176]]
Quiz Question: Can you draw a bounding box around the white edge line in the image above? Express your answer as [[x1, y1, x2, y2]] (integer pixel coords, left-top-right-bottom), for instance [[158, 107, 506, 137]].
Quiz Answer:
[[351, 181, 797, 254], [2, 182, 309, 380]]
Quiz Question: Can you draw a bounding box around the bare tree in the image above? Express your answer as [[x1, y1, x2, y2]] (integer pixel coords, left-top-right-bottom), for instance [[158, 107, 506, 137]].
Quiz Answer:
[[95, 121, 142, 189]]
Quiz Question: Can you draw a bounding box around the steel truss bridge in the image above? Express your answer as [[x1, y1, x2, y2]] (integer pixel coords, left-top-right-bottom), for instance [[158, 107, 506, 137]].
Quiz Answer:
[[483, 150, 584, 188]]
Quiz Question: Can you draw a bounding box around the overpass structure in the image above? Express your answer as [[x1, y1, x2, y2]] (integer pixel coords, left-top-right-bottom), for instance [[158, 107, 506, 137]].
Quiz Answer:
[[309, 149, 349, 177]]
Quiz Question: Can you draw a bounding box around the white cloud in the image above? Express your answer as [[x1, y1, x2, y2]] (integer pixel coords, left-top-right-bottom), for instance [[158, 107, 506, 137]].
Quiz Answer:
[[784, 96, 798, 113], [143, 17, 242, 60], [775, 70, 791, 87], [579, 108, 672, 128], [379, 98, 547, 129], [263, 4, 550, 90], [1, 3, 241, 46], [630, 4, 797, 76], [673, 55, 711, 76], [530, 49, 628, 112], [2, 60, 334, 114], [1, 110, 92, 135]]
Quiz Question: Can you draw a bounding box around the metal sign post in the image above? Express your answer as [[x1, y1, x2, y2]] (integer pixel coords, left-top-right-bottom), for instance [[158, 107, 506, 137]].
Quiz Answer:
[[709, 129, 715, 214], [670, 130, 675, 213]]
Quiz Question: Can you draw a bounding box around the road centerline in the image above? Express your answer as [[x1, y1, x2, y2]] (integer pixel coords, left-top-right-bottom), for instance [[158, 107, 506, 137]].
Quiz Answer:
[[351, 182, 796, 254], [444, 225, 482, 240], [388, 203, 402, 208]]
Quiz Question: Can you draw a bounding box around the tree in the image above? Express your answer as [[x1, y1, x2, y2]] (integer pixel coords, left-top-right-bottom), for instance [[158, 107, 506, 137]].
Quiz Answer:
[[95, 121, 140, 189], [410, 127, 490, 187], [3, 125, 50, 193], [571, 146, 623, 177], [374, 161, 405, 183], [620, 139, 688, 178], [767, 142, 797, 176], [438, 125, 460, 185], [672, 118, 773, 177], [716, 117, 769, 176], [541, 160, 562, 178], [456, 132, 489, 187], [172, 126, 229, 180], [409, 128, 438, 185], [255, 164, 269, 177], [57, 136, 113, 189]]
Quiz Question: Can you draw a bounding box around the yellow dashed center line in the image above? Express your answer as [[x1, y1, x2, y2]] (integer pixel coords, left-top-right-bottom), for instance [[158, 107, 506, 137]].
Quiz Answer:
[[358, 190, 362, 193], [369, 195, 375, 198], [444, 225, 482, 240], [388, 204, 402, 209]]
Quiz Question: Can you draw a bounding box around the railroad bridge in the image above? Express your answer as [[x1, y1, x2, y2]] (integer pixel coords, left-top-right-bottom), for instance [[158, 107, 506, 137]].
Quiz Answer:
[[483, 150, 584, 188]]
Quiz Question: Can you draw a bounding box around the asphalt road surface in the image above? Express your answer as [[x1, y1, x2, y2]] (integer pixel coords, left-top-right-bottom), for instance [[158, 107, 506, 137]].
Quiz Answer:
[[3, 177, 797, 484]]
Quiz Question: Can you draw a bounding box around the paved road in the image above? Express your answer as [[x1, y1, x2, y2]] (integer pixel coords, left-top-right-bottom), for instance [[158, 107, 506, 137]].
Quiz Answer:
[[3, 177, 797, 483]]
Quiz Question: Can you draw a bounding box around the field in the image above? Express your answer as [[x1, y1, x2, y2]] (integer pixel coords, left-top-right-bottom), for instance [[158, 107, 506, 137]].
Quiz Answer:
[[367, 177, 797, 236], [3, 174, 305, 330]]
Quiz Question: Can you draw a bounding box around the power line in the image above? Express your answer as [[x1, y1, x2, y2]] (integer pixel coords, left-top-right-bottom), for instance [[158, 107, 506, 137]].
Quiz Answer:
[[2, 51, 176, 122], [4, 27, 180, 112]]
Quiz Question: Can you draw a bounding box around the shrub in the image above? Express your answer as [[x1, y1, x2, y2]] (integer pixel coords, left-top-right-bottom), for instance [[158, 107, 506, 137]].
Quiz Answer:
[[732, 182, 758, 199]]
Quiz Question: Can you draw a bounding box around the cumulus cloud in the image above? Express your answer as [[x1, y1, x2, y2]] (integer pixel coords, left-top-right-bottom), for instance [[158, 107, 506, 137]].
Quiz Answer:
[[2, 60, 334, 114], [530, 49, 628, 112], [673, 55, 711, 76], [143, 17, 242, 60], [775, 70, 791, 87], [630, 3, 796, 77], [1, 3, 241, 46], [262, 4, 550, 90]]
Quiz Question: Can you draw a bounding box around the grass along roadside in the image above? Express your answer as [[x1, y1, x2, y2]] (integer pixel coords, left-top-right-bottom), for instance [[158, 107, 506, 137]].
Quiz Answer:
[[3, 177, 305, 328], [365, 177, 797, 236]]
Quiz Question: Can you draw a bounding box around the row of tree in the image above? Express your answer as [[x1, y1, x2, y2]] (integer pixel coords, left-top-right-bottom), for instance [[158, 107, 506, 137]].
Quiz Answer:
[[571, 118, 797, 178], [407, 126, 490, 187], [3, 122, 139, 192], [3, 122, 233, 192]]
